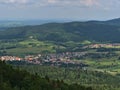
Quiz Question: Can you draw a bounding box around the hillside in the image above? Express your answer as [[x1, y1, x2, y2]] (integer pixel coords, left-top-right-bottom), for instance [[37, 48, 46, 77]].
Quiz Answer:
[[0, 18, 120, 43], [105, 18, 120, 26], [0, 61, 93, 90]]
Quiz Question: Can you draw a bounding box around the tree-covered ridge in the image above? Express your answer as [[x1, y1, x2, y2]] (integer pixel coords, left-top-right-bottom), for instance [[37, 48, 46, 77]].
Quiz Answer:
[[0, 61, 93, 90], [0, 20, 120, 43]]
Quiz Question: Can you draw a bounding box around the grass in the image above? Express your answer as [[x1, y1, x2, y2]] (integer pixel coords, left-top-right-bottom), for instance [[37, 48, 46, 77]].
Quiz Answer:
[[19, 39, 42, 44], [5, 39, 57, 56], [82, 57, 120, 75], [7, 47, 56, 56], [81, 40, 91, 45]]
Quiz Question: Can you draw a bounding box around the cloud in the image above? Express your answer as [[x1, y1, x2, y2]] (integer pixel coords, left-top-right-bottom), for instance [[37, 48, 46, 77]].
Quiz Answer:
[[0, 0, 33, 5], [0, 0, 99, 6], [45, 0, 99, 7], [47, 0, 58, 4], [80, 0, 99, 6], [0, 0, 120, 9], [95, 0, 120, 10]]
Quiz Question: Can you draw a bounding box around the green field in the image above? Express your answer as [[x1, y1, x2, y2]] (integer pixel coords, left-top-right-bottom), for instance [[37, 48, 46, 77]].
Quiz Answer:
[[0, 39, 58, 56]]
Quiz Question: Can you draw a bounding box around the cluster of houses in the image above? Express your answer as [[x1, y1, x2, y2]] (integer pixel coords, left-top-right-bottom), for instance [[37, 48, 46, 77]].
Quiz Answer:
[[0, 56, 22, 61], [84, 43, 120, 48], [0, 52, 88, 67], [0, 54, 41, 61]]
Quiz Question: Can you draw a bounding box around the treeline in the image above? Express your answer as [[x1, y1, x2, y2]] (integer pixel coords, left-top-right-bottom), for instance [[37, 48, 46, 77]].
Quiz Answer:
[[0, 61, 93, 90], [0, 22, 120, 43]]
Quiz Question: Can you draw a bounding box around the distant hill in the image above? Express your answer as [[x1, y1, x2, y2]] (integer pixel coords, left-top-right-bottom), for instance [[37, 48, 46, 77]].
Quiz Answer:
[[0, 19, 72, 28], [0, 18, 120, 43], [0, 19, 71, 31], [0, 21, 23, 31], [105, 18, 120, 26]]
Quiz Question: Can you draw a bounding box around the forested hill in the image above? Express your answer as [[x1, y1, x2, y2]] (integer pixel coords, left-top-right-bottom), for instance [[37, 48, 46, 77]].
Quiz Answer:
[[0, 18, 120, 43], [0, 61, 93, 90]]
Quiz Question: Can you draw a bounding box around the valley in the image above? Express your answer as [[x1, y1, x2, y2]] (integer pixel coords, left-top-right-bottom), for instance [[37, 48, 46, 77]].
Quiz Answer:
[[1, 1, 120, 90], [1, 18, 120, 90]]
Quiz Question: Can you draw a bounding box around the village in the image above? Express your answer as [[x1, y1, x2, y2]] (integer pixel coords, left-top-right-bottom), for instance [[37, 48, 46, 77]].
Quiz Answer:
[[84, 43, 120, 48], [0, 52, 88, 67], [1, 43, 119, 67]]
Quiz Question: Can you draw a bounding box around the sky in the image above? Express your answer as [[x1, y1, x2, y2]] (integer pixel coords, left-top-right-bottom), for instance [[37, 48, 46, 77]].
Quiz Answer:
[[0, 0, 120, 21]]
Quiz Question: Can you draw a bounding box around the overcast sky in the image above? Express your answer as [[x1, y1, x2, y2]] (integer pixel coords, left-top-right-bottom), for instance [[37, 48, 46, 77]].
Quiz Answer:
[[0, 0, 120, 20]]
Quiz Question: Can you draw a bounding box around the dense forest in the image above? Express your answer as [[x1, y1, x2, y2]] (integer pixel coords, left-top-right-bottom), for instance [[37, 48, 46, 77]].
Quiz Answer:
[[0, 18, 120, 43], [0, 61, 93, 90], [17, 64, 120, 90]]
